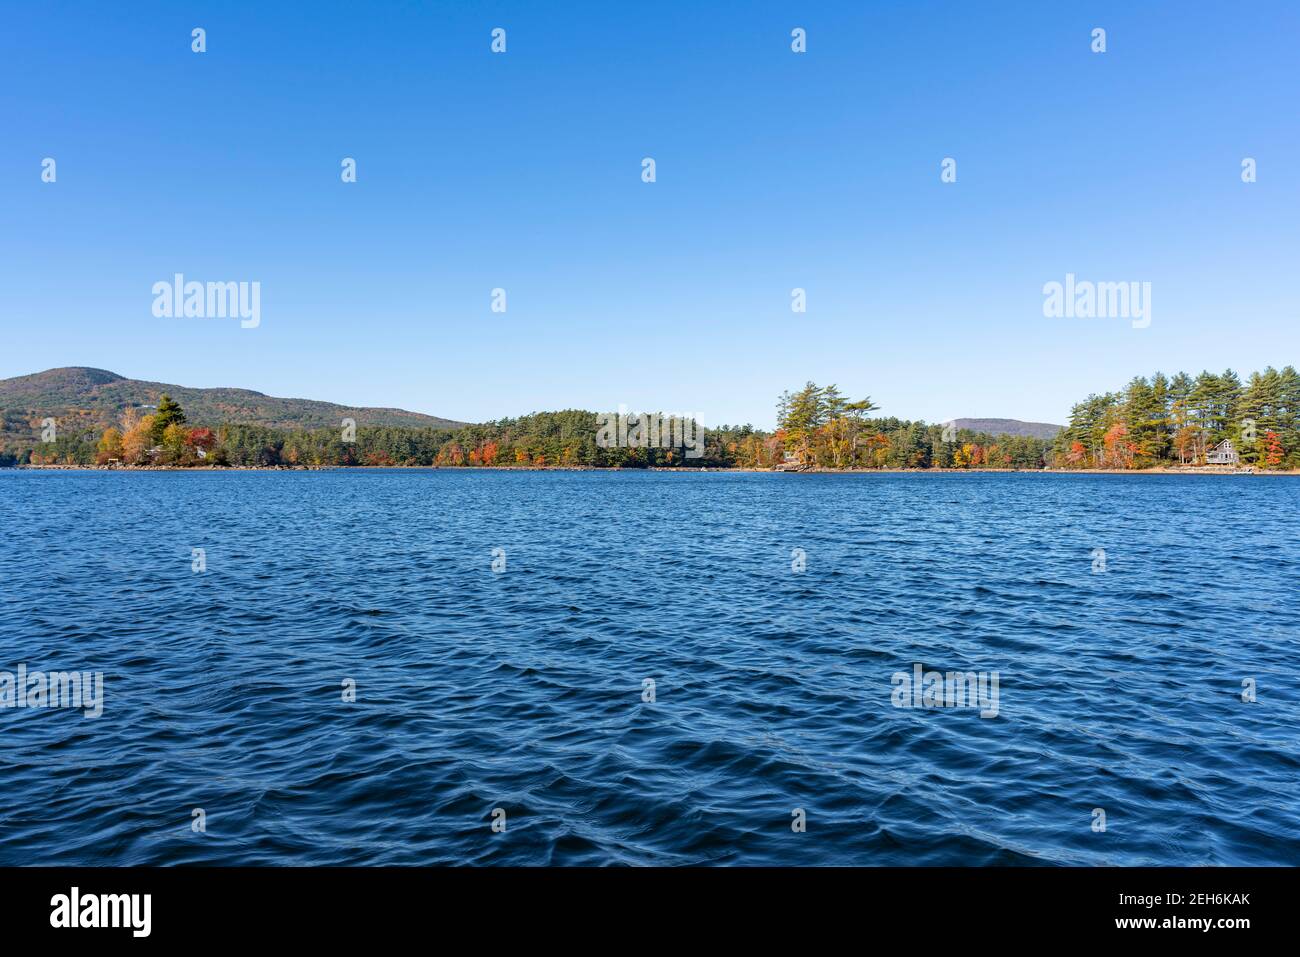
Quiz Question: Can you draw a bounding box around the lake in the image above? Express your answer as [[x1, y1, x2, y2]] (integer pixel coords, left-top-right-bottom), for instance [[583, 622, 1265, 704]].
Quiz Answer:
[[1, 469, 1297, 865]]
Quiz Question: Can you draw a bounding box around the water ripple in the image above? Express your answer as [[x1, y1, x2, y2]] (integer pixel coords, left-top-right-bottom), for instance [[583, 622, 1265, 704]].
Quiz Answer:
[[1, 469, 1298, 865]]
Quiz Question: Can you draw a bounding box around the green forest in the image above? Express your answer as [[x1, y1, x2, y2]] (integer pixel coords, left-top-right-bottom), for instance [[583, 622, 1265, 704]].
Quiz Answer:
[[1052, 368, 1300, 469], [5, 367, 1298, 471]]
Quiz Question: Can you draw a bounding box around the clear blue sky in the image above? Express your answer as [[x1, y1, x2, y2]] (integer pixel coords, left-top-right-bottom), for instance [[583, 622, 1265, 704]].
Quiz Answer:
[[3, 1, 1296, 428]]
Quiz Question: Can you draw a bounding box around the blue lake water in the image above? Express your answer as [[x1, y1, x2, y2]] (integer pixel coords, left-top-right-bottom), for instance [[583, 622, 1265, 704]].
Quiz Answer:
[[1, 469, 1298, 865]]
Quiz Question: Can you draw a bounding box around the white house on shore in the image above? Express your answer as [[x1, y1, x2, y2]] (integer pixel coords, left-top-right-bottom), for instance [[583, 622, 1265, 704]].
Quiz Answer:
[[1205, 438, 1240, 466]]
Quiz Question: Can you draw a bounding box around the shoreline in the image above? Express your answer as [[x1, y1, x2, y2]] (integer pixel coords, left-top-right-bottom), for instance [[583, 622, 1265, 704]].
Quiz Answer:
[[9, 464, 1299, 476]]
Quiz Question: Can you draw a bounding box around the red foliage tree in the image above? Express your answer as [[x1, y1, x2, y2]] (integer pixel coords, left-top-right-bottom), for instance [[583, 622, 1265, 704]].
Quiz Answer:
[[1263, 430, 1284, 469], [187, 427, 217, 452]]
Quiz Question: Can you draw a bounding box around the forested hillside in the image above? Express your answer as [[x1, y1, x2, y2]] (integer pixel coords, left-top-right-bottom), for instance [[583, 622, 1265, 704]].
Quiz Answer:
[[0, 367, 465, 447]]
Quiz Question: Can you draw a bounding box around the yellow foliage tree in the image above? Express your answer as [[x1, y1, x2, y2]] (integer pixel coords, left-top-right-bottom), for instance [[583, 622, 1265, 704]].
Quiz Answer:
[[96, 428, 124, 464], [121, 414, 156, 464]]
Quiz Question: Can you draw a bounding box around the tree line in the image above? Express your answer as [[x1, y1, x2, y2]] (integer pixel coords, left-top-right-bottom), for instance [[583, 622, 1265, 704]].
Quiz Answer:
[[6, 370, 1297, 470], [6, 390, 1050, 470], [1051, 367, 1300, 469], [773, 382, 1052, 470]]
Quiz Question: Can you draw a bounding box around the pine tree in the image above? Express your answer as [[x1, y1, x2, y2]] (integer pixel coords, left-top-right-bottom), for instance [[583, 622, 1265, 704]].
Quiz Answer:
[[150, 394, 187, 444]]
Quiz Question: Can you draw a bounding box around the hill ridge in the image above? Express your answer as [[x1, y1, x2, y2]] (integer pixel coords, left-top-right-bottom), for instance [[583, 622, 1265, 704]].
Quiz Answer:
[[949, 417, 1063, 440], [0, 367, 467, 433]]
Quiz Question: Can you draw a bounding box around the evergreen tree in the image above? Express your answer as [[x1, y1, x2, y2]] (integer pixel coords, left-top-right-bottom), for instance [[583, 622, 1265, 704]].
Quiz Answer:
[[150, 394, 186, 444]]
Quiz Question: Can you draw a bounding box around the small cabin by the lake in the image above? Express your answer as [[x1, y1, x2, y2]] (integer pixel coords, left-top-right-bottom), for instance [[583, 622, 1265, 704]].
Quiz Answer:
[[1206, 439, 1240, 466]]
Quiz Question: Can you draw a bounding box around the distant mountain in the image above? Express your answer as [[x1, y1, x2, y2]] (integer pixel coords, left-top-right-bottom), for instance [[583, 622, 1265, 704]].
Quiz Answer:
[[0, 367, 468, 437], [950, 418, 1063, 440]]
